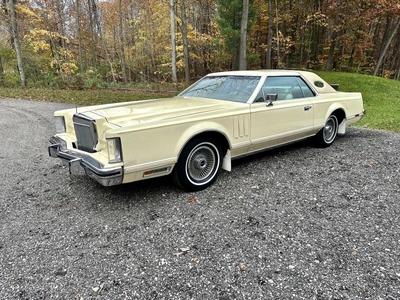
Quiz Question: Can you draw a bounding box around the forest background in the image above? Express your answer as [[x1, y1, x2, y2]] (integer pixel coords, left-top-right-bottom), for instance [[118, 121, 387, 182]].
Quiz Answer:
[[1, 0, 400, 89]]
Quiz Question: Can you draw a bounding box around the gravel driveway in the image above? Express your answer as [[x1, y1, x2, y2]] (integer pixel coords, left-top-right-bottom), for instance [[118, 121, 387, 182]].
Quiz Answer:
[[0, 98, 399, 299]]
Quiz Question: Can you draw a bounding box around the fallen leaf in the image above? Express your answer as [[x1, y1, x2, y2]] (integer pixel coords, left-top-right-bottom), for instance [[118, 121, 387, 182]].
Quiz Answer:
[[92, 283, 104, 293], [175, 247, 190, 256], [189, 197, 197, 204], [54, 268, 67, 276]]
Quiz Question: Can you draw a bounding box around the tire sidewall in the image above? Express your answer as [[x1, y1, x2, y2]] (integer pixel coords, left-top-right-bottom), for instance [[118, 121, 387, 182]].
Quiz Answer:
[[175, 138, 223, 191], [316, 114, 339, 148]]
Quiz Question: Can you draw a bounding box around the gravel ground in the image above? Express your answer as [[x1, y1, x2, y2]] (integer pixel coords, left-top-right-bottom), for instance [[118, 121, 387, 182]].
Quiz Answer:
[[0, 98, 399, 299]]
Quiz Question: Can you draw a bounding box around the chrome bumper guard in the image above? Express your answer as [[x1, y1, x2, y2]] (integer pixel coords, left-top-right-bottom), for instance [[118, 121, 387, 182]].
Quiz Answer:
[[48, 136, 123, 186]]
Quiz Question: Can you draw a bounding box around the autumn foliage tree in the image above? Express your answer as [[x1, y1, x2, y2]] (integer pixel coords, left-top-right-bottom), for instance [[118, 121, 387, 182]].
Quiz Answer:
[[0, 0, 400, 87]]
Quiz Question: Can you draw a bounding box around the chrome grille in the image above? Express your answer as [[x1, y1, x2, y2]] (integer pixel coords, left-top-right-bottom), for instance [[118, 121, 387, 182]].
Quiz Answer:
[[73, 114, 98, 153]]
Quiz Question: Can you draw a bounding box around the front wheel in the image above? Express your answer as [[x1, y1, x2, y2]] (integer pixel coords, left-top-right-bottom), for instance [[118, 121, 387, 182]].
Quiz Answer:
[[174, 138, 222, 192], [315, 114, 339, 148]]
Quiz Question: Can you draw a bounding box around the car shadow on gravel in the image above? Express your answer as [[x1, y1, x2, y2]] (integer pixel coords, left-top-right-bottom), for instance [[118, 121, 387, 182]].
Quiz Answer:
[[231, 138, 313, 168], [229, 127, 368, 171], [66, 171, 185, 213]]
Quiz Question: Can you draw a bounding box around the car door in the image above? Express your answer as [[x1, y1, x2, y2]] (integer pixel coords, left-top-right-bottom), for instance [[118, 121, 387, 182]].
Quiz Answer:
[[249, 76, 316, 152]]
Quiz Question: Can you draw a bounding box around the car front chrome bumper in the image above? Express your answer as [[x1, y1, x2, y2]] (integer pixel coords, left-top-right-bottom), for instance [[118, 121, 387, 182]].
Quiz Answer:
[[48, 136, 123, 186]]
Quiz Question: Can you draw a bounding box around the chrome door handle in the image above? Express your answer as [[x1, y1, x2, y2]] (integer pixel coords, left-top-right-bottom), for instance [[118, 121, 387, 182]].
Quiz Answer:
[[304, 106, 312, 111]]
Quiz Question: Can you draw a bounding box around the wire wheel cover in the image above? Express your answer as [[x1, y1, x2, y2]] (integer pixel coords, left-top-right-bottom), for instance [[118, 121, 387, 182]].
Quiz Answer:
[[323, 116, 337, 143], [186, 143, 218, 184]]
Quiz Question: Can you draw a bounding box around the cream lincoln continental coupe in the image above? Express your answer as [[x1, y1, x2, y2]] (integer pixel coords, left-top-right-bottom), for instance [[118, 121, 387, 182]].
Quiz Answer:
[[49, 70, 365, 191]]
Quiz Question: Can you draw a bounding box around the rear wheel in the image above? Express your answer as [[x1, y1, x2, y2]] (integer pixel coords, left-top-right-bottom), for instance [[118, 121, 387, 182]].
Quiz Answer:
[[315, 114, 339, 148], [174, 138, 222, 192]]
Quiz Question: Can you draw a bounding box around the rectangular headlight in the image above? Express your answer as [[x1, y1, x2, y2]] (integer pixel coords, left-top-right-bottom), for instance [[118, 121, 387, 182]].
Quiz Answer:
[[107, 138, 122, 163], [55, 116, 66, 133]]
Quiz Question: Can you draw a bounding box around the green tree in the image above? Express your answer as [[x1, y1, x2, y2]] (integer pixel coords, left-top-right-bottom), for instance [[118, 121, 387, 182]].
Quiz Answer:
[[217, 0, 256, 70], [8, 0, 26, 87]]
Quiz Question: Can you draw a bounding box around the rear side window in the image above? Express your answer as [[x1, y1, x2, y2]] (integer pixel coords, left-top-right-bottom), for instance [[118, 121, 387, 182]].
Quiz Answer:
[[255, 76, 315, 102], [297, 78, 315, 97]]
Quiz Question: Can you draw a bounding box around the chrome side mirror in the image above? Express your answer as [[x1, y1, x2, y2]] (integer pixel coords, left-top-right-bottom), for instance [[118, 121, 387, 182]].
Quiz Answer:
[[265, 93, 278, 106]]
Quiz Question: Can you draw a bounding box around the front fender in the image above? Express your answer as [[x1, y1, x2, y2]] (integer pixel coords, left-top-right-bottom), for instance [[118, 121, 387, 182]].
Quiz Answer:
[[173, 121, 233, 157]]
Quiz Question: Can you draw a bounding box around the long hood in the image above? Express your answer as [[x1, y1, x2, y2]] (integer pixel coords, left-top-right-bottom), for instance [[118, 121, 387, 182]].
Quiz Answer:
[[84, 96, 237, 127]]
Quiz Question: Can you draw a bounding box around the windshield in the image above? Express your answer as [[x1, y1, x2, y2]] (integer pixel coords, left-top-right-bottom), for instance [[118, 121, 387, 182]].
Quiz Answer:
[[179, 75, 261, 103]]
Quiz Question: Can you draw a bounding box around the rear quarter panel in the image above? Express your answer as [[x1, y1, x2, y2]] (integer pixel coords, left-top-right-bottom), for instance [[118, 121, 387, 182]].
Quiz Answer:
[[311, 92, 364, 129]]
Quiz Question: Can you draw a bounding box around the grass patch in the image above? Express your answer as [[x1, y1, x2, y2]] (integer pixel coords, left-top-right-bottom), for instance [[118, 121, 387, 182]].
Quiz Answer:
[[316, 71, 400, 132], [0, 87, 176, 106]]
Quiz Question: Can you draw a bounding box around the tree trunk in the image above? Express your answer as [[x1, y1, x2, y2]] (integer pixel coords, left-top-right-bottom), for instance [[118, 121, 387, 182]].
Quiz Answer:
[[326, 0, 342, 71], [180, 0, 190, 84], [76, 0, 83, 72], [118, 0, 127, 84], [266, 0, 273, 68], [393, 32, 400, 80], [239, 0, 249, 70], [55, 0, 71, 81], [87, 0, 97, 67], [275, 0, 280, 67], [93, 0, 116, 82], [299, 19, 304, 68], [55, 0, 66, 49], [8, 0, 26, 87], [376, 16, 393, 66], [373, 18, 400, 76], [0, 56, 4, 86], [170, 0, 177, 84]]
